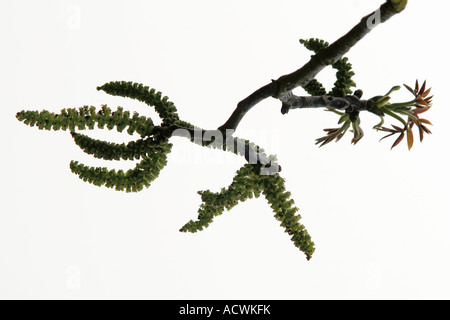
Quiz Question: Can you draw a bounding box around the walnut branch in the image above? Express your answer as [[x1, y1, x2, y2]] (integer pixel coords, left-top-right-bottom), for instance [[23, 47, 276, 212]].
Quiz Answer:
[[217, 0, 407, 133], [157, 124, 281, 173], [279, 90, 370, 115], [16, 0, 421, 260]]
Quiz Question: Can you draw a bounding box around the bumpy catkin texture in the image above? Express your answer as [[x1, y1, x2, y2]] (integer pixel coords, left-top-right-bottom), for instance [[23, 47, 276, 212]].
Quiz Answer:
[[299, 38, 356, 97], [180, 164, 315, 260]]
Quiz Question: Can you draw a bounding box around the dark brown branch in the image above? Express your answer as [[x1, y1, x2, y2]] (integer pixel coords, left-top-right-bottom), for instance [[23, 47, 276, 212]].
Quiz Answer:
[[218, 0, 406, 133]]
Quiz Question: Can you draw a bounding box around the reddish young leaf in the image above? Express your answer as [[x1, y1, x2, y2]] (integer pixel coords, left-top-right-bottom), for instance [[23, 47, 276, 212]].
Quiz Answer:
[[414, 106, 431, 114], [420, 124, 432, 134], [415, 79, 419, 94], [419, 80, 427, 96], [416, 98, 428, 106], [422, 88, 432, 98], [419, 127, 424, 142], [380, 132, 396, 141], [406, 126, 414, 150], [404, 84, 415, 95], [378, 126, 396, 133], [419, 118, 432, 125], [391, 132, 405, 149]]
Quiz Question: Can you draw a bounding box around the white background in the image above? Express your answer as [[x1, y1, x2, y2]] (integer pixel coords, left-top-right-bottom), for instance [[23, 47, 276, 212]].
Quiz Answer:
[[1, 0, 449, 299]]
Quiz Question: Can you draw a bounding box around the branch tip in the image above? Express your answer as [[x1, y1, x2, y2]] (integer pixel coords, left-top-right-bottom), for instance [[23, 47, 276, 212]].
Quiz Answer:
[[389, 0, 408, 13]]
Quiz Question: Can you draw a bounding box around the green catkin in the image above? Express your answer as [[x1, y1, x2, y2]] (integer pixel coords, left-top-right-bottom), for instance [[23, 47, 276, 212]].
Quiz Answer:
[[17, 81, 316, 259], [71, 133, 167, 161], [299, 38, 357, 97], [97, 81, 180, 126], [16, 105, 154, 137], [70, 140, 172, 193], [180, 164, 315, 260]]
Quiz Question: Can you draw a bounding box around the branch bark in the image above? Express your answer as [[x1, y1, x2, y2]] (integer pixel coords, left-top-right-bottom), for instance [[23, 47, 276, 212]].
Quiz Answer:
[[165, 125, 281, 173], [218, 0, 406, 133], [279, 91, 369, 115]]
